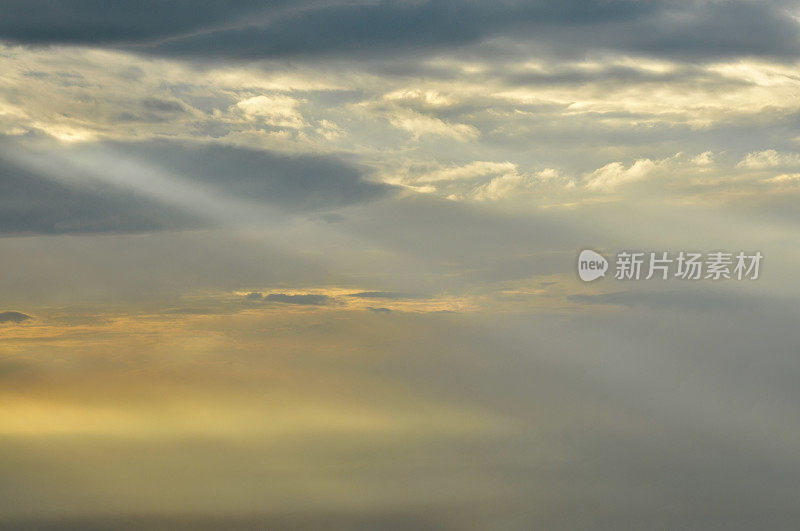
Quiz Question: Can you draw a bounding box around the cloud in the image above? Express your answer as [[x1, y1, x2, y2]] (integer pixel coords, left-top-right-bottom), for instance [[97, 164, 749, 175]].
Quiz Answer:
[[111, 141, 392, 211], [737, 149, 800, 169], [387, 109, 479, 141], [472, 168, 566, 201], [234, 95, 306, 129], [690, 151, 714, 166], [0, 311, 32, 323], [386, 161, 573, 201], [765, 173, 800, 184], [242, 292, 331, 305], [0, 1, 278, 45], [2, 1, 796, 63], [140, 98, 187, 114], [0, 137, 392, 234], [411, 161, 517, 184], [383, 89, 456, 108], [569, 289, 763, 311], [348, 291, 418, 300], [584, 158, 659, 191], [0, 148, 202, 234], [263, 293, 331, 306]]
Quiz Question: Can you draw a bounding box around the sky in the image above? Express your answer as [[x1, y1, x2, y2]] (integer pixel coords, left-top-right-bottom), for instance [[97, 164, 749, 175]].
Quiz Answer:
[[1, 1, 800, 528]]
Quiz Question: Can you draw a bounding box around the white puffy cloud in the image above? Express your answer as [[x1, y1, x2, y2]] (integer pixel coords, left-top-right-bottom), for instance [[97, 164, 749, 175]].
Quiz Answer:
[[690, 151, 715, 166], [383, 89, 456, 107], [764, 173, 800, 184], [472, 168, 566, 201], [412, 161, 517, 183], [234, 94, 307, 129], [387, 109, 479, 141], [584, 158, 659, 191], [737, 149, 800, 169]]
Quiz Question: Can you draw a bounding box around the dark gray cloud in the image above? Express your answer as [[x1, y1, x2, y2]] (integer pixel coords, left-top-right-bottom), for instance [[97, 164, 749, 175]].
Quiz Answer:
[[0, 152, 202, 234], [348, 291, 419, 300], [0, 311, 32, 323], [0, 137, 390, 234], [130, 1, 800, 62], [0, 1, 282, 45], [111, 141, 391, 212], [263, 293, 331, 305], [1, 1, 797, 62], [139, 98, 186, 114]]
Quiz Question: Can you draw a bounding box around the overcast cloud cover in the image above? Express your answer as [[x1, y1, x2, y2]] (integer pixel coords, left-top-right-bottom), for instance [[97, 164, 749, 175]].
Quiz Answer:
[[1, 1, 800, 529]]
